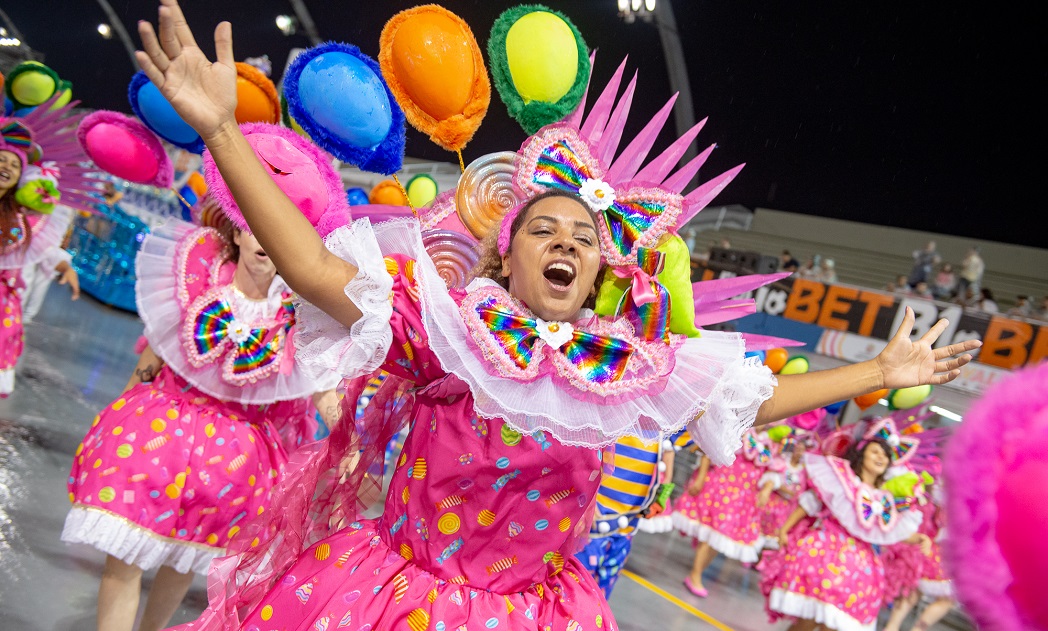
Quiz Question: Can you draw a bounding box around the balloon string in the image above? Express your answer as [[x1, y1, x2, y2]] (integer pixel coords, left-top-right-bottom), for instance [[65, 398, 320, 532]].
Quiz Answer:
[[456, 150, 465, 173], [171, 187, 192, 210], [392, 174, 417, 218]]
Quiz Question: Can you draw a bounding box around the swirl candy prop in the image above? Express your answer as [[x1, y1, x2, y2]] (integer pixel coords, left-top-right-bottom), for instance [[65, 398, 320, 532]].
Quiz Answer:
[[422, 229, 479, 290], [455, 152, 522, 240]]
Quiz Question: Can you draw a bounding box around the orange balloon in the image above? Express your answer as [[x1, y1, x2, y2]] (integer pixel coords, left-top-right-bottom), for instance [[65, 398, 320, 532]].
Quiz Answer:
[[234, 62, 280, 124], [369, 180, 409, 206], [186, 171, 207, 197], [390, 12, 474, 121], [853, 388, 889, 411], [379, 5, 490, 152], [764, 348, 788, 373]]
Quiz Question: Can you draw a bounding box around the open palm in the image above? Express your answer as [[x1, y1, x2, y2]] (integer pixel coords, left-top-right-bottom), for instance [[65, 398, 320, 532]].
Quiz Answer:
[[135, 0, 237, 140], [876, 307, 980, 389]]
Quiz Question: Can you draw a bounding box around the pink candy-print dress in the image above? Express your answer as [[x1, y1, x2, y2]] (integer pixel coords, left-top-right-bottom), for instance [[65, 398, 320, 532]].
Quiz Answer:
[[0, 205, 73, 396], [174, 219, 777, 631], [882, 498, 952, 602], [759, 454, 924, 631], [672, 428, 776, 562], [62, 222, 338, 574]]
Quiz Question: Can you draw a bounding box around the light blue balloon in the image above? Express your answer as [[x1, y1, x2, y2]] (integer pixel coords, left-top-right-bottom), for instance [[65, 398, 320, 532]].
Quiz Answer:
[[297, 51, 392, 149], [137, 81, 200, 145]]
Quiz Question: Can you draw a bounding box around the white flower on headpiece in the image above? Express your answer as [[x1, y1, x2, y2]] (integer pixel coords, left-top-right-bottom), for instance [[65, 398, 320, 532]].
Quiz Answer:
[[534, 318, 574, 349], [887, 433, 901, 448], [578, 178, 616, 212], [226, 319, 251, 345]]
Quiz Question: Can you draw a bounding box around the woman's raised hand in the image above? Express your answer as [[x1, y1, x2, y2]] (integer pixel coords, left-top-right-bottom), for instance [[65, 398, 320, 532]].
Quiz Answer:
[[875, 306, 981, 389], [135, 0, 237, 142]]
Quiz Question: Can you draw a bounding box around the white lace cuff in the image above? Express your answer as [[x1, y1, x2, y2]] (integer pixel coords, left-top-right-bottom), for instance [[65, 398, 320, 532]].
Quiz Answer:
[[293, 219, 394, 381], [760, 471, 783, 491], [798, 490, 822, 516]]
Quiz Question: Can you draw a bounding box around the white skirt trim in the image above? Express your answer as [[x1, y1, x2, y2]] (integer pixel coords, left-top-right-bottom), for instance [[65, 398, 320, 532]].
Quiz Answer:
[[61, 505, 222, 575], [768, 588, 875, 631]]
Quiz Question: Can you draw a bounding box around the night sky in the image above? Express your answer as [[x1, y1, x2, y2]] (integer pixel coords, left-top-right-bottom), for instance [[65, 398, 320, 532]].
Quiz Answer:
[[5, 1, 1044, 248]]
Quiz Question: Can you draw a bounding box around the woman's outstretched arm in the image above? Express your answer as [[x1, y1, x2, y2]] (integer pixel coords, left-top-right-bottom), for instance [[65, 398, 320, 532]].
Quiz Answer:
[[135, 0, 361, 328], [755, 307, 981, 424]]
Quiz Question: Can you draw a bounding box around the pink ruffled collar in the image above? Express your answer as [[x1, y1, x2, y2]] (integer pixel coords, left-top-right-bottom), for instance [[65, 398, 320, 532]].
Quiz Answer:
[[457, 279, 681, 403]]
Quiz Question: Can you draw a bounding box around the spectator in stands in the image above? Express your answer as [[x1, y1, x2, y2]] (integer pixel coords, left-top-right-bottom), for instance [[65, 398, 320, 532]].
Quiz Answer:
[[779, 249, 800, 273], [817, 258, 838, 284], [908, 240, 941, 288], [1036, 296, 1048, 321], [798, 255, 819, 279], [976, 287, 999, 313], [957, 246, 985, 297], [931, 262, 958, 301], [911, 281, 935, 300], [954, 286, 978, 309], [1007, 295, 1035, 318]]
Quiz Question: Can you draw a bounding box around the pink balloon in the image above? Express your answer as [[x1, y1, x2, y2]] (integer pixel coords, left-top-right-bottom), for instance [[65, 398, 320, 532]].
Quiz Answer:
[[996, 430, 1048, 629], [84, 123, 160, 184]]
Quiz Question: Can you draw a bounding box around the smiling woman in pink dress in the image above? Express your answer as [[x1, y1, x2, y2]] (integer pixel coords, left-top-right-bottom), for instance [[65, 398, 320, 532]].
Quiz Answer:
[[130, 3, 979, 629]]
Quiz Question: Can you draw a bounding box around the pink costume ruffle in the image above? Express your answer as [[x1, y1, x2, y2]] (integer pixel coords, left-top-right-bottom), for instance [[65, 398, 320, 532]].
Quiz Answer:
[[135, 220, 340, 403]]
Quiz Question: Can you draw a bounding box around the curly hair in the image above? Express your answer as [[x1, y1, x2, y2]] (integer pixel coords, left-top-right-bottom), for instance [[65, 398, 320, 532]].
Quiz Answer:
[[468, 190, 606, 310], [846, 436, 893, 487]]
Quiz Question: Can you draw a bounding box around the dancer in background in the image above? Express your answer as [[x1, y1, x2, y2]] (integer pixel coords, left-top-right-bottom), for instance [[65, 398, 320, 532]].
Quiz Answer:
[[760, 419, 933, 631], [133, 2, 978, 628], [882, 477, 955, 631], [62, 180, 341, 630], [756, 426, 818, 551], [576, 435, 676, 597], [1, 123, 81, 396], [674, 427, 774, 597]]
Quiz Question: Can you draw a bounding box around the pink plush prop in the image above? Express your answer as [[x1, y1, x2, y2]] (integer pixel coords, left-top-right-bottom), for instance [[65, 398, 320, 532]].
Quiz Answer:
[[76, 111, 173, 187], [944, 361, 1048, 631], [203, 122, 349, 231]]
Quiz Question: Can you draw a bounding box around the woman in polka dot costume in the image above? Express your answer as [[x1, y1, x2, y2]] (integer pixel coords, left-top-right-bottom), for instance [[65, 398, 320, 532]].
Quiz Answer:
[[1, 122, 81, 396], [135, 2, 978, 629], [881, 483, 956, 631], [759, 435, 933, 631], [674, 428, 773, 598], [61, 216, 340, 631]]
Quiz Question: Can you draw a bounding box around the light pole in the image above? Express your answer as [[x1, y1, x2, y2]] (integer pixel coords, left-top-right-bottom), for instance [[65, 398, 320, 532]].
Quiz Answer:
[[617, 0, 698, 170]]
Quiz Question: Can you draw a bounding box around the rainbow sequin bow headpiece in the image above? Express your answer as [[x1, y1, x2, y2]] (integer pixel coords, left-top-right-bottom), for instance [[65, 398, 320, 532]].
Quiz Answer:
[[497, 60, 746, 343], [862, 417, 920, 465]]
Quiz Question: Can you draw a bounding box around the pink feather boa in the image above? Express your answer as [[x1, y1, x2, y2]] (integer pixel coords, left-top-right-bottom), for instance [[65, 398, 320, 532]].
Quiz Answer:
[[944, 361, 1048, 631]]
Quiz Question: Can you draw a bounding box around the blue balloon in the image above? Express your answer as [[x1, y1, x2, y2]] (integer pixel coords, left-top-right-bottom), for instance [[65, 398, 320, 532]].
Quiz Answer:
[[137, 82, 198, 144], [823, 400, 847, 415], [297, 51, 392, 148], [744, 350, 767, 362], [346, 187, 369, 206], [128, 72, 204, 153], [3, 96, 12, 116], [12, 105, 36, 117]]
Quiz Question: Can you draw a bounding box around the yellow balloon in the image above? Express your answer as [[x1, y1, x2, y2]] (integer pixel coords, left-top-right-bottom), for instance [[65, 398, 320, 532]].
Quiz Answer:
[[505, 11, 578, 104], [50, 87, 73, 110], [406, 174, 438, 208], [11, 70, 57, 106], [779, 356, 810, 375], [888, 385, 932, 410]]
